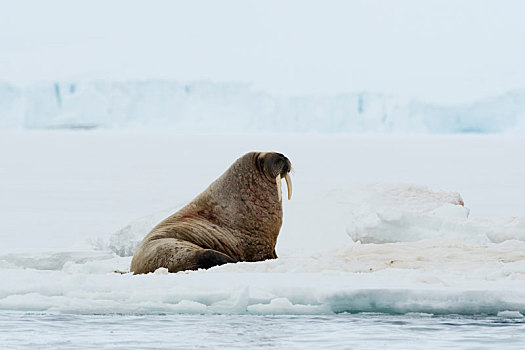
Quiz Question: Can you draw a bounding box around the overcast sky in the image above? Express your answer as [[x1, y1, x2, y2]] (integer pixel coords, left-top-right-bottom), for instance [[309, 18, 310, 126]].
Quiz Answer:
[[1, 0, 524, 104]]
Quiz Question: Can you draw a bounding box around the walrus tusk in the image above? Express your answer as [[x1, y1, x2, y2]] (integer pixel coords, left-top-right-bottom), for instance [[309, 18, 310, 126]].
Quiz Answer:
[[276, 174, 282, 201], [276, 173, 292, 201], [284, 173, 292, 200]]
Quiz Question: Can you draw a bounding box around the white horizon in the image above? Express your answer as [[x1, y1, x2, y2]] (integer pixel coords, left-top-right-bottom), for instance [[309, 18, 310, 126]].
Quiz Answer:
[[1, 0, 524, 104]]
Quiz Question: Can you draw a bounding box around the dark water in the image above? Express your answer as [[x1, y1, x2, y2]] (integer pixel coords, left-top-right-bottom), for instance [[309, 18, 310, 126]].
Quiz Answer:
[[1, 312, 524, 349]]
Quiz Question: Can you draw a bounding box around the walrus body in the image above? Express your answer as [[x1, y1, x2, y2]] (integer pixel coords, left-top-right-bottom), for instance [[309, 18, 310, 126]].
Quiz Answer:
[[130, 152, 292, 274]]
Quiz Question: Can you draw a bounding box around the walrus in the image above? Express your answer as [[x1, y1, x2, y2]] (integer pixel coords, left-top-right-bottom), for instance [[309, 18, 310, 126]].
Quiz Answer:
[[130, 152, 292, 274]]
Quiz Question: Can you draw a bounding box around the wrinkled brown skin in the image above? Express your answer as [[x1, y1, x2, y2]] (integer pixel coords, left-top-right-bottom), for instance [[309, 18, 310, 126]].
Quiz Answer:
[[130, 152, 291, 274]]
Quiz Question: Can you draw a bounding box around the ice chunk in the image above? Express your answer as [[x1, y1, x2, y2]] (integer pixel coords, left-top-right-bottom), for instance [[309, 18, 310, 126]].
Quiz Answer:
[[345, 184, 525, 244], [497, 311, 524, 318]]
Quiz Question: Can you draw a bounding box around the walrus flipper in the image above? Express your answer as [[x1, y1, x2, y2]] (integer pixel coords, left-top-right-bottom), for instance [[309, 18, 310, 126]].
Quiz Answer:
[[197, 249, 237, 269], [130, 238, 236, 274]]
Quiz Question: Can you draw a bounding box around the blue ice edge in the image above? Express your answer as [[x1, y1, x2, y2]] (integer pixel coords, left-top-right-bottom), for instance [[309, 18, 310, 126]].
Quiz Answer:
[[325, 289, 525, 316], [0, 288, 522, 316], [1, 80, 525, 134]]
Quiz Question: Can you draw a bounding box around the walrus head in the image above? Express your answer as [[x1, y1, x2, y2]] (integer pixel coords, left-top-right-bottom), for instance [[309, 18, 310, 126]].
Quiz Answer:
[[255, 152, 293, 201], [194, 152, 292, 245]]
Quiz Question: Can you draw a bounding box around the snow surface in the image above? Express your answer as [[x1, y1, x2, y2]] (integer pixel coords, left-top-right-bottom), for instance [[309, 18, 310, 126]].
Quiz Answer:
[[0, 132, 524, 315], [2, 81, 525, 133]]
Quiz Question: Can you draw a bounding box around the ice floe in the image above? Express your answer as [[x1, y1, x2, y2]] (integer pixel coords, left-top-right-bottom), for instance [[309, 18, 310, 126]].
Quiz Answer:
[[0, 183, 523, 315]]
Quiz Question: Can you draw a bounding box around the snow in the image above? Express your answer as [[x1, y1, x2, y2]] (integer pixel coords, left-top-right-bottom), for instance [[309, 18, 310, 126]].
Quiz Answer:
[[0, 131, 524, 315], [1, 81, 525, 133]]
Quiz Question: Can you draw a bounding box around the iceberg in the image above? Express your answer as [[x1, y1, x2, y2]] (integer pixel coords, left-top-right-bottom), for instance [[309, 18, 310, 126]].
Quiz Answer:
[[1, 81, 525, 133]]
